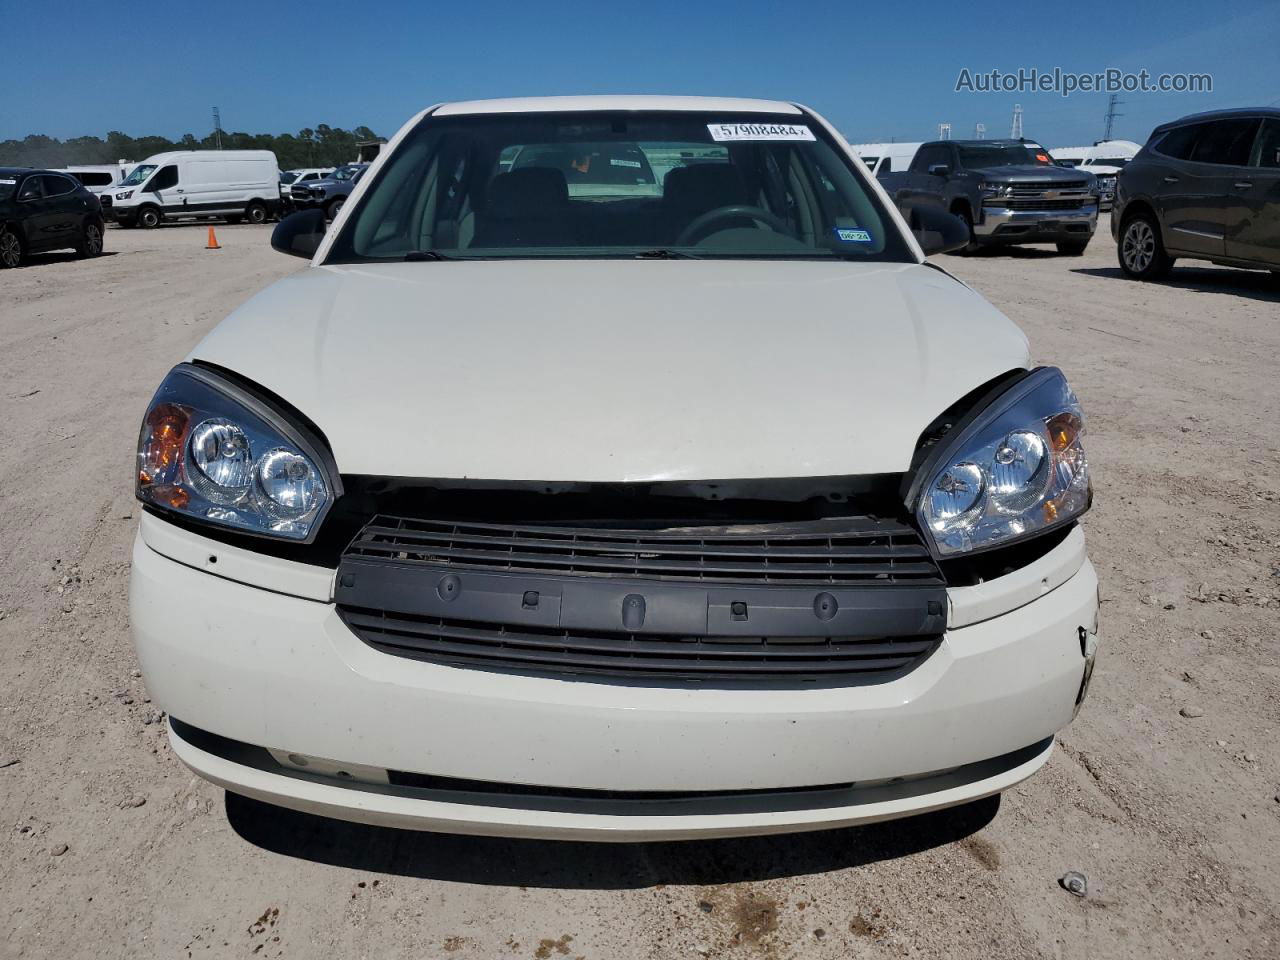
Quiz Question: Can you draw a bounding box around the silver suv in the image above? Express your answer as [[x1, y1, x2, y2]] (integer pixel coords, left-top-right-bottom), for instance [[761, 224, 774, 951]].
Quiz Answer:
[[1113, 108, 1280, 280]]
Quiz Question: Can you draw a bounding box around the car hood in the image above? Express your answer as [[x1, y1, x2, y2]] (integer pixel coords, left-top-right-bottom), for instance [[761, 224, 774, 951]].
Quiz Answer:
[[189, 260, 1030, 482], [977, 164, 1096, 184]]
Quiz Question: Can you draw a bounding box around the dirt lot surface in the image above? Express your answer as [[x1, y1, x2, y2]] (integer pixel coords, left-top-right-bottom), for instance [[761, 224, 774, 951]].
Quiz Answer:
[[1, 220, 1278, 959]]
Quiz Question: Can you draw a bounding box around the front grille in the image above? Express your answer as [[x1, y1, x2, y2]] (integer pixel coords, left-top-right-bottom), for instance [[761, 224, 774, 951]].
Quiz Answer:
[[1008, 180, 1089, 193], [339, 607, 941, 681], [100, 195, 112, 207], [344, 515, 941, 586], [995, 198, 1091, 211]]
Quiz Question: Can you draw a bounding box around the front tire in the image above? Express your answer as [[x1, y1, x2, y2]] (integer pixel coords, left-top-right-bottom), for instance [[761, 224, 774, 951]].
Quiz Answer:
[[325, 197, 345, 221], [0, 226, 23, 268], [1118, 212, 1173, 280], [244, 201, 268, 224], [137, 206, 161, 229], [76, 219, 105, 258], [1056, 239, 1090, 256], [948, 206, 982, 256]]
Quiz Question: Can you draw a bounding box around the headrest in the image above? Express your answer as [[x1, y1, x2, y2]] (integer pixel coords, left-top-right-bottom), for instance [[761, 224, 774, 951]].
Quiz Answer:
[[663, 164, 748, 211], [486, 168, 569, 218]]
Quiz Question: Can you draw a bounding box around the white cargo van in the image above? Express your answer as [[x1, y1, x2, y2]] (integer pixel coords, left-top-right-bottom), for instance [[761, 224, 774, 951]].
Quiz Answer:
[[105, 150, 281, 228], [848, 141, 923, 177]]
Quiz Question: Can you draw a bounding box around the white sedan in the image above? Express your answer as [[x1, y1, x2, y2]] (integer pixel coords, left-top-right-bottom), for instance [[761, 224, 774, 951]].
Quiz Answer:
[[130, 95, 1098, 840]]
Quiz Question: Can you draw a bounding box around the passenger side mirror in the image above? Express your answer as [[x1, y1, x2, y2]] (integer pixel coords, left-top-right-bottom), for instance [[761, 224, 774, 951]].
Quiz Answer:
[[927, 163, 951, 177], [272, 208, 327, 259], [902, 203, 970, 257]]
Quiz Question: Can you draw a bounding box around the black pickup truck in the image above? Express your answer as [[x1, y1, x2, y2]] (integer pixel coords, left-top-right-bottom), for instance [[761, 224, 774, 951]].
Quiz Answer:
[[878, 139, 1100, 255]]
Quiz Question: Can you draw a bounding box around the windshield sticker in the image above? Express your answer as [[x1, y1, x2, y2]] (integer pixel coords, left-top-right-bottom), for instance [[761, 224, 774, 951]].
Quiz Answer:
[[609, 158, 642, 168], [834, 227, 872, 243], [707, 123, 816, 143]]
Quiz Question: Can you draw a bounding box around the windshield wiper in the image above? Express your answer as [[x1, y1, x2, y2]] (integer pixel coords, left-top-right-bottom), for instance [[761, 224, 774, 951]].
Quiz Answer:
[[634, 248, 701, 260], [404, 250, 457, 261]]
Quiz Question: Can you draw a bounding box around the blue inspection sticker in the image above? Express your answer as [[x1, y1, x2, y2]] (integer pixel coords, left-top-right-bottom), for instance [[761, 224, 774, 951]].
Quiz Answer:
[[834, 227, 873, 243]]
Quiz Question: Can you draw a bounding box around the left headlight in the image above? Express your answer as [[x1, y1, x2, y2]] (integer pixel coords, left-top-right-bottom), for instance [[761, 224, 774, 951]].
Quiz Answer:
[[136, 364, 339, 541], [911, 367, 1090, 557]]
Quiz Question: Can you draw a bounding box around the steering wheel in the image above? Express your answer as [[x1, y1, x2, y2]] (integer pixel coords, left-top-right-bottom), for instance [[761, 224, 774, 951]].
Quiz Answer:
[[674, 204, 794, 247]]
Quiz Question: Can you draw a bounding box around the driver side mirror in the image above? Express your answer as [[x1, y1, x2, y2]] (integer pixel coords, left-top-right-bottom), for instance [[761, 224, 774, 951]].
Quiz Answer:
[[272, 208, 327, 259], [902, 203, 971, 257], [927, 163, 951, 177]]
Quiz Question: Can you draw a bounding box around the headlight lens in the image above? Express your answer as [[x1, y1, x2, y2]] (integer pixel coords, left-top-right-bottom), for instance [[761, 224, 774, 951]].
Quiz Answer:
[[978, 181, 1005, 196], [137, 365, 337, 541], [115, 190, 133, 200], [914, 367, 1089, 556]]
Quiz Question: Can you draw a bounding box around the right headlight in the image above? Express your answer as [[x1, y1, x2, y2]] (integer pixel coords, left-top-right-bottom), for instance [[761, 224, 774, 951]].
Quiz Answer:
[[911, 367, 1090, 557], [136, 364, 339, 541]]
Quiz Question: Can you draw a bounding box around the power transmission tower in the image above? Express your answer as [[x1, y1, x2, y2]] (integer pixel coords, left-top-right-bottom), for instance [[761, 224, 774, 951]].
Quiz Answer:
[[1102, 93, 1123, 141], [1010, 104, 1023, 139], [938, 123, 952, 140], [212, 106, 223, 150], [975, 122, 986, 140]]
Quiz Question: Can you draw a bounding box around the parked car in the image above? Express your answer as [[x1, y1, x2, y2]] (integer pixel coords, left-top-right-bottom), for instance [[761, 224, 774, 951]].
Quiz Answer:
[[0, 168, 105, 268], [287, 163, 367, 220], [1113, 108, 1280, 280], [280, 167, 335, 203], [1050, 141, 1141, 210], [879, 139, 1100, 255], [131, 96, 1098, 841], [106, 150, 282, 228]]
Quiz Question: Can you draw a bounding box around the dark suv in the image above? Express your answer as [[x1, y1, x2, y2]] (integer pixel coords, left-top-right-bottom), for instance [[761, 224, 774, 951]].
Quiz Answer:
[[0, 168, 105, 268], [1113, 108, 1280, 280]]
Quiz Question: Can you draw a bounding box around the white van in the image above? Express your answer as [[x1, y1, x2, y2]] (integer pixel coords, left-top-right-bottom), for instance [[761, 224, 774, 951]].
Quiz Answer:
[[62, 162, 135, 202], [849, 141, 923, 176], [1049, 140, 1141, 209], [105, 150, 281, 228]]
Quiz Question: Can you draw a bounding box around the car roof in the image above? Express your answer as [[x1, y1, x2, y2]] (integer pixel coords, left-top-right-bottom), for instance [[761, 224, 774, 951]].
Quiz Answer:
[[0, 167, 33, 177], [433, 95, 803, 117], [1162, 107, 1280, 128]]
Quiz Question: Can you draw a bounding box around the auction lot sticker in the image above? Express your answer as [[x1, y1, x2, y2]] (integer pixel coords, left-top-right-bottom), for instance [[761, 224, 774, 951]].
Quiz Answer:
[[708, 123, 816, 142]]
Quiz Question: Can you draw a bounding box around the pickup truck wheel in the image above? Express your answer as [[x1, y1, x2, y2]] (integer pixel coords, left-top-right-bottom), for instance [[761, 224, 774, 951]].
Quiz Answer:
[[1118, 213, 1173, 280], [76, 219, 104, 258], [1056, 239, 1089, 256], [0, 227, 23, 268], [949, 207, 981, 255], [245, 201, 268, 224], [137, 206, 161, 229], [325, 197, 345, 221]]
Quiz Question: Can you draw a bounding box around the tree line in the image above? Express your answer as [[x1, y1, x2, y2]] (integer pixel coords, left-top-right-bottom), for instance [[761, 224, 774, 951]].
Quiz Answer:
[[0, 125, 383, 171]]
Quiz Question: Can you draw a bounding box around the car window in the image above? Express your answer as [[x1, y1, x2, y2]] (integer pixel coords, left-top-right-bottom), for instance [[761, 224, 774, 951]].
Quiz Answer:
[[18, 176, 42, 200], [70, 171, 115, 187], [302, 172, 319, 181], [1154, 123, 1205, 160], [149, 165, 179, 190], [1189, 118, 1261, 166], [1251, 119, 1280, 169], [40, 174, 77, 197], [328, 110, 914, 263], [120, 164, 157, 186], [912, 145, 948, 173], [955, 143, 1052, 168]]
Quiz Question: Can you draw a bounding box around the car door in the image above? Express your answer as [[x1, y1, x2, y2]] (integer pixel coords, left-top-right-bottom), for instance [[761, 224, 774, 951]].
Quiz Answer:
[[1225, 117, 1280, 266], [1156, 119, 1258, 258], [14, 174, 56, 249], [38, 174, 86, 245], [145, 164, 182, 215]]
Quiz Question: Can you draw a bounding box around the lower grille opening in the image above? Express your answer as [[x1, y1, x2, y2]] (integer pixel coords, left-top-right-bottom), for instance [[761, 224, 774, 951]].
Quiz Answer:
[[339, 607, 941, 683]]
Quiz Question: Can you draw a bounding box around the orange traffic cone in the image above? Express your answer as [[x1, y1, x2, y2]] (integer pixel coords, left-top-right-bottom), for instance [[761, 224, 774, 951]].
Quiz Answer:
[[206, 226, 221, 250]]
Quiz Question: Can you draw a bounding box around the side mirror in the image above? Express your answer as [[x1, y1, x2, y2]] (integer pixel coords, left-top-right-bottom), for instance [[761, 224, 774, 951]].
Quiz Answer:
[[272, 209, 327, 259], [927, 163, 951, 177], [902, 203, 971, 257]]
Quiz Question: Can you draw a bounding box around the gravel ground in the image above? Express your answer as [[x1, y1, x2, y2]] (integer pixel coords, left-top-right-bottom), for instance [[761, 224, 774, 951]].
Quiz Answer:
[[1, 219, 1277, 959]]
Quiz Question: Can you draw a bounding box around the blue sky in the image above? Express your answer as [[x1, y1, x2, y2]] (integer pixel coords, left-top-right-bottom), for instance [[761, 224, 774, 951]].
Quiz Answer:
[[5, 0, 1278, 147]]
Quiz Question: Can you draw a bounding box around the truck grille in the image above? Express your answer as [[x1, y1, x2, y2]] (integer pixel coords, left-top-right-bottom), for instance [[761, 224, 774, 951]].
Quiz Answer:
[[343, 515, 941, 586], [338, 608, 941, 682], [997, 198, 1091, 211]]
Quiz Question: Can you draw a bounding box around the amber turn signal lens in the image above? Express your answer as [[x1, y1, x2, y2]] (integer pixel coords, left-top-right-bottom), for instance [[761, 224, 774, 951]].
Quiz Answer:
[[1046, 412, 1082, 453], [139, 403, 190, 489]]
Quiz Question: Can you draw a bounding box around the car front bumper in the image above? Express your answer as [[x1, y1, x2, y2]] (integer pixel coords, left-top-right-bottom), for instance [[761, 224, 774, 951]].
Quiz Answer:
[[130, 515, 1099, 840], [975, 204, 1099, 244]]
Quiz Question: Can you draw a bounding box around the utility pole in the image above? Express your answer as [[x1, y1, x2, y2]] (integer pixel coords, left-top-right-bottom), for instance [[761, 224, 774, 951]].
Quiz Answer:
[[974, 122, 986, 140], [1011, 104, 1023, 139], [938, 123, 952, 140], [212, 106, 223, 150], [1102, 93, 1123, 142]]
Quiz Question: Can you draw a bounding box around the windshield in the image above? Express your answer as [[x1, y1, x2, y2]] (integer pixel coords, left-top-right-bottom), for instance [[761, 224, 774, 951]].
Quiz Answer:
[[328, 111, 913, 262], [280, 171, 300, 184], [958, 144, 1054, 169], [330, 165, 361, 181], [120, 164, 157, 186]]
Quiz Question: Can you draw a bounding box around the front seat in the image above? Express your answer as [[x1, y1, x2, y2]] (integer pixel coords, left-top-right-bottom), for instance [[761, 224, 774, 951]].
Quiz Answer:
[[474, 168, 574, 247], [662, 164, 750, 241]]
